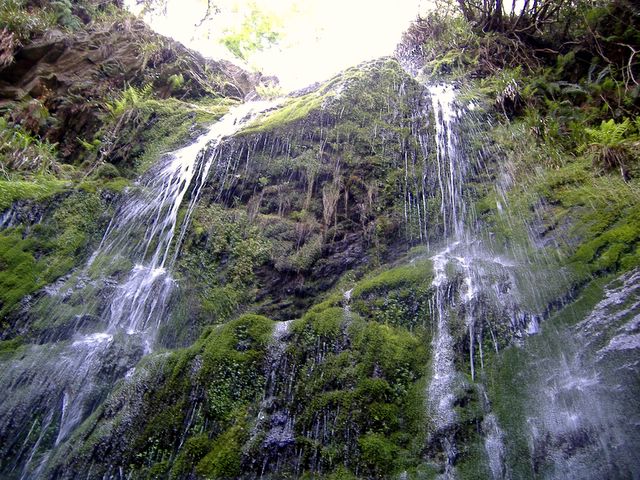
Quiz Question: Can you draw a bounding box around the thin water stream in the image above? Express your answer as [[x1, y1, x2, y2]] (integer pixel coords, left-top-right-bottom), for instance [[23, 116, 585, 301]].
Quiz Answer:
[[0, 100, 279, 478], [423, 81, 639, 479], [425, 85, 512, 479]]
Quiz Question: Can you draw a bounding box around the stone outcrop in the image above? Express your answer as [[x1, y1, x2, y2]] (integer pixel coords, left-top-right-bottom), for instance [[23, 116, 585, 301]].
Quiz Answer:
[[0, 18, 259, 161]]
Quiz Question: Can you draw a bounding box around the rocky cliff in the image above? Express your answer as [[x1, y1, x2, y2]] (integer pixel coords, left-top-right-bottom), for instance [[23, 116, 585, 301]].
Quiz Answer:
[[0, 1, 639, 479]]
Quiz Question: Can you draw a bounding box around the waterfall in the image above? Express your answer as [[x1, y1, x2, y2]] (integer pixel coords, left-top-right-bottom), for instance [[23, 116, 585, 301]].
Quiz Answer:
[[430, 84, 466, 241], [92, 100, 279, 336], [425, 85, 512, 479], [425, 85, 468, 478], [423, 81, 639, 479], [2, 53, 637, 479], [250, 319, 297, 475], [0, 100, 278, 478], [522, 269, 640, 479]]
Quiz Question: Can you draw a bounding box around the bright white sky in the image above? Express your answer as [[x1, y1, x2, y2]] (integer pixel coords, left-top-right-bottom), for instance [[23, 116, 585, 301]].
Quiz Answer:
[[125, 0, 426, 92]]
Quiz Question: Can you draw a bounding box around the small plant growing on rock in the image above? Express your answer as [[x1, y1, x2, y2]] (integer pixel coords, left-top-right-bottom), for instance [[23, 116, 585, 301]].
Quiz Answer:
[[105, 84, 154, 118], [584, 118, 639, 179], [167, 73, 184, 91], [0, 117, 59, 174]]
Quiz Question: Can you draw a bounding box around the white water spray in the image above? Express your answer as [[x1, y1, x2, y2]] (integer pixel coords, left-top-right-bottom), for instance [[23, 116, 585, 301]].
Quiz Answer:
[[0, 100, 280, 478]]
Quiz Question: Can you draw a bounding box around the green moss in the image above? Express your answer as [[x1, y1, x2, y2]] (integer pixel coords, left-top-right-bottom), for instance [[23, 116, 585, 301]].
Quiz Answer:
[[74, 315, 275, 477], [455, 436, 492, 480], [284, 305, 428, 476], [352, 259, 433, 298], [357, 432, 399, 477], [297, 306, 345, 338], [0, 229, 40, 318], [570, 207, 640, 277], [201, 285, 242, 323], [348, 260, 433, 331], [199, 316, 273, 422], [0, 190, 106, 326], [101, 96, 235, 175], [195, 424, 246, 479], [0, 337, 23, 358], [0, 178, 67, 212], [169, 434, 213, 479], [326, 466, 358, 480], [241, 91, 326, 135]]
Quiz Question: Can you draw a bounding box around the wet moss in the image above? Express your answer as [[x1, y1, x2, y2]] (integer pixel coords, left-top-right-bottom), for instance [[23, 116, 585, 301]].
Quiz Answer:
[[169, 434, 212, 479], [484, 344, 533, 479], [273, 298, 429, 477], [131, 97, 236, 174], [484, 275, 612, 478], [351, 259, 433, 331], [0, 337, 23, 357], [52, 314, 274, 478], [351, 259, 433, 298], [195, 423, 247, 479], [357, 432, 399, 477], [0, 178, 68, 212], [0, 190, 106, 321], [241, 90, 327, 135], [476, 105, 640, 295]]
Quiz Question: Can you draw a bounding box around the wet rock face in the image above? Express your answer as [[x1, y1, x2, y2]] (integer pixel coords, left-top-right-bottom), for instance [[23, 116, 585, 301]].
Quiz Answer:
[[0, 197, 50, 229]]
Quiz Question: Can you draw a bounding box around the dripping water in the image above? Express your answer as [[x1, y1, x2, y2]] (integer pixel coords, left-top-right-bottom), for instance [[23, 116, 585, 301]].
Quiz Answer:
[[424, 85, 513, 478], [0, 100, 279, 478], [523, 269, 640, 479], [422, 81, 638, 479]]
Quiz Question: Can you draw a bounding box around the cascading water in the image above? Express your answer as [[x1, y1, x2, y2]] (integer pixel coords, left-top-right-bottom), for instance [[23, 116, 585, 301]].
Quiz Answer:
[[423, 81, 638, 479], [521, 269, 640, 479], [424, 85, 470, 478], [424, 85, 516, 479], [0, 100, 278, 479], [1, 51, 636, 479]]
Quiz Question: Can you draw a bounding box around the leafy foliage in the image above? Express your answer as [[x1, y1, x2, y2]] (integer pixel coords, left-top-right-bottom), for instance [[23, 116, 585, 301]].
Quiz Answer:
[[585, 119, 639, 177], [0, 0, 56, 41], [220, 3, 282, 61], [0, 117, 59, 175], [105, 84, 154, 118]]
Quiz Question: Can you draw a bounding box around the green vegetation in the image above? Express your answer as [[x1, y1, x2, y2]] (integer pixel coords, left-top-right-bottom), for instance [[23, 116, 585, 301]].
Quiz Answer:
[[1, 0, 638, 475], [0, 117, 59, 175], [485, 276, 611, 478], [167, 59, 447, 339], [0, 0, 56, 42], [0, 190, 106, 320], [350, 259, 433, 331], [46, 258, 437, 478], [98, 90, 235, 174], [352, 260, 432, 298], [49, 314, 273, 479], [0, 178, 67, 212], [220, 2, 282, 61], [240, 89, 327, 134], [475, 109, 640, 284], [403, 0, 639, 287], [584, 118, 640, 178]]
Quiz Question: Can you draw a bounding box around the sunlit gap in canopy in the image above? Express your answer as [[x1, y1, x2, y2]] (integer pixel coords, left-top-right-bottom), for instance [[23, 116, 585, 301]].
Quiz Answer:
[[124, 0, 427, 92]]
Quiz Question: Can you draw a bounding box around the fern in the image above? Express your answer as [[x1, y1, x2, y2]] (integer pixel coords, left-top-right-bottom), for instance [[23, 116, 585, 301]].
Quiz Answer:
[[0, 117, 59, 174], [584, 119, 637, 178], [105, 84, 153, 117], [168, 73, 185, 91], [585, 119, 631, 147]]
